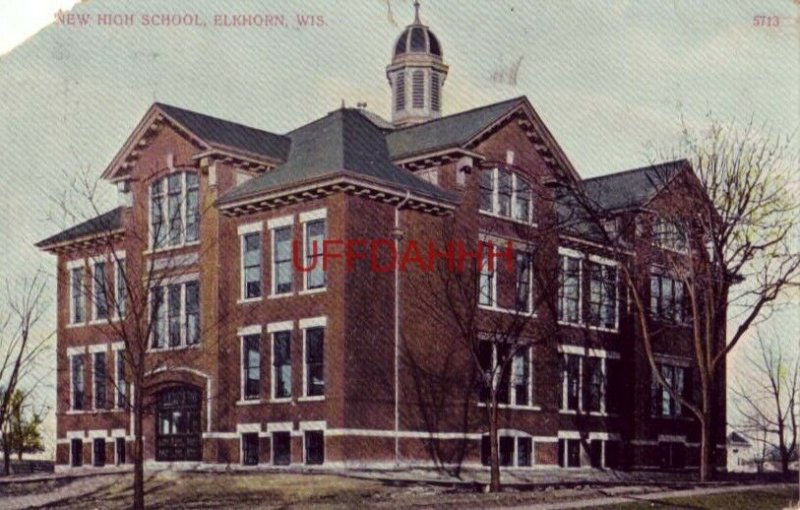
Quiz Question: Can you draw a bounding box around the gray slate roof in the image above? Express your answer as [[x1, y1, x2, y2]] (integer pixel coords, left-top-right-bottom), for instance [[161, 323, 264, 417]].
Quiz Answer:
[[583, 160, 687, 211], [156, 103, 291, 161], [385, 96, 524, 159], [36, 207, 123, 248], [219, 108, 455, 205]]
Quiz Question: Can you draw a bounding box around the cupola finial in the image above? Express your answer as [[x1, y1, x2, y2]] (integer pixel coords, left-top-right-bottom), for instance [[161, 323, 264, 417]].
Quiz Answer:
[[413, 0, 421, 23]]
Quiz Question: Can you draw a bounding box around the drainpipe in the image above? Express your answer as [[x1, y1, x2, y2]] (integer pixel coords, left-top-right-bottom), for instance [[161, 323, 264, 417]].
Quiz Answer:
[[393, 191, 411, 466]]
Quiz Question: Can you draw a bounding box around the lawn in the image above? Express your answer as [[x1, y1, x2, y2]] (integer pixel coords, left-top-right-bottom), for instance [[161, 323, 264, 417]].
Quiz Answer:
[[595, 485, 798, 510]]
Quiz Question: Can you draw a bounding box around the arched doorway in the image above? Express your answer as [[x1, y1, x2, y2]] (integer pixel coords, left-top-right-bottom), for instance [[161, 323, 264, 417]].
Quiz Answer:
[[155, 386, 202, 461]]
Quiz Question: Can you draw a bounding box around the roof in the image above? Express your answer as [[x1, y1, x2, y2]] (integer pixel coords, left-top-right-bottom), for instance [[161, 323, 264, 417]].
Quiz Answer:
[[36, 207, 123, 249], [219, 108, 455, 205], [385, 96, 524, 159], [583, 160, 688, 211], [156, 103, 291, 162], [728, 432, 751, 446]]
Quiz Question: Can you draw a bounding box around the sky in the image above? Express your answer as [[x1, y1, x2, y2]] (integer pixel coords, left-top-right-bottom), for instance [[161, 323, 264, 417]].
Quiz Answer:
[[0, 0, 798, 455]]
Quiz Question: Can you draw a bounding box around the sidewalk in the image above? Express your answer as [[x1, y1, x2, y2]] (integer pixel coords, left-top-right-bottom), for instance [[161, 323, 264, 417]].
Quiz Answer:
[[492, 483, 797, 509]]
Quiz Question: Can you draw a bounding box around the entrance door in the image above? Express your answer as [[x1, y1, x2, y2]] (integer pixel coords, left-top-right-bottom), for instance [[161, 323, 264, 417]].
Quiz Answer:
[[155, 387, 202, 461]]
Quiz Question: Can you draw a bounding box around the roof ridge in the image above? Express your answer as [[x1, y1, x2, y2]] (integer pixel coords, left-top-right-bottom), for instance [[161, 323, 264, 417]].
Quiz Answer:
[[390, 95, 525, 133], [155, 102, 287, 139], [584, 159, 687, 183]]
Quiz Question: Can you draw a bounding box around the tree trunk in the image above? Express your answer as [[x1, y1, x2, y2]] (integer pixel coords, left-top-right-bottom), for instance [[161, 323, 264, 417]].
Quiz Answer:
[[697, 376, 715, 482], [133, 391, 145, 510], [488, 395, 501, 492], [2, 432, 11, 476]]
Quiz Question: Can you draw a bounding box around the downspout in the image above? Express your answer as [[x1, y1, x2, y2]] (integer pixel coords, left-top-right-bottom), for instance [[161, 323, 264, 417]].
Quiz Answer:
[[394, 191, 411, 466]]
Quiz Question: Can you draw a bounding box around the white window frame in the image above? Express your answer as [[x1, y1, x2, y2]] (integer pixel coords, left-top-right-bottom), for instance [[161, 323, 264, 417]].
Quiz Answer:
[[67, 259, 85, 327], [478, 168, 535, 224], [113, 251, 126, 321], [238, 221, 264, 303], [113, 343, 125, 410], [300, 316, 327, 401], [90, 256, 110, 324], [586, 255, 619, 333], [301, 428, 326, 466], [148, 276, 200, 351], [558, 346, 621, 416], [478, 342, 536, 410], [269, 215, 294, 297], [147, 170, 200, 251], [90, 345, 108, 411], [557, 248, 584, 326], [484, 431, 536, 468], [239, 327, 263, 403], [67, 346, 85, 412], [270, 327, 293, 402], [299, 209, 327, 294]]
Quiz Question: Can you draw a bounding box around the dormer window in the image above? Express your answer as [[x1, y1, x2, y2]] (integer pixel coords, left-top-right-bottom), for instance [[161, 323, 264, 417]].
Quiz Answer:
[[479, 168, 534, 223], [150, 171, 199, 249]]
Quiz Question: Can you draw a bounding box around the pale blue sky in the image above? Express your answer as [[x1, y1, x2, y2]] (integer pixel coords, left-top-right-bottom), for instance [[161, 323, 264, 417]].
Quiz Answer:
[[0, 0, 797, 452]]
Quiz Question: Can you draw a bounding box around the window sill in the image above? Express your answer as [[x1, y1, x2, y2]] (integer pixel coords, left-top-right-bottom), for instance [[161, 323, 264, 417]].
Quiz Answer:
[[478, 304, 536, 317], [270, 398, 292, 404], [478, 403, 540, 411], [237, 297, 263, 305], [66, 323, 85, 330], [298, 396, 325, 402], [268, 293, 295, 300], [143, 241, 201, 256], [586, 324, 619, 334], [89, 319, 111, 326], [298, 287, 326, 296], [559, 409, 614, 417], [147, 343, 201, 353], [478, 210, 537, 228], [557, 320, 584, 328], [236, 399, 264, 406]]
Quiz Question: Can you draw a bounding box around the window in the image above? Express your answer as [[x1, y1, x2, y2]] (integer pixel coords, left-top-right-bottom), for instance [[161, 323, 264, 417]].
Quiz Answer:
[[71, 439, 83, 467], [431, 73, 441, 111], [562, 354, 580, 411], [304, 430, 324, 465], [151, 281, 200, 349], [304, 220, 326, 290], [479, 246, 495, 306], [71, 354, 85, 410], [272, 331, 292, 399], [412, 70, 424, 108], [588, 262, 617, 330], [652, 363, 690, 418], [394, 71, 405, 112], [477, 342, 533, 407], [116, 350, 126, 408], [93, 352, 107, 410], [558, 439, 581, 467], [272, 431, 291, 465], [562, 353, 615, 414], [93, 438, 106, 467], [115, 260, 126, 317], [304, 328, 325, 397], [650, 273, 688, 323], [242, 433, 259, 466], [515, 251, 533, 313], [273, 226, 293, 295], [605, 358, 623, 414], [653, 218, 687, 252], [558, 254, 581, 324], [70, 266, 85, 324], [242, 335, 261, 400], [92, 261, 109, 321], [150, 171, 199, 249], [241, 232, 262, 299], [478, 168, 535, 222], [418, 168, 439, 185], [115, 438, 126, 465], [481, 435, 534, 468]]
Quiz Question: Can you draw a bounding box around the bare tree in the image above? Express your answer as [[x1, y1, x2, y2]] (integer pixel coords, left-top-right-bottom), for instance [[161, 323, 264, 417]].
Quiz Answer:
[[44, 167, 234, 509], [733, 330, 799, 475], [566, 116, 800, 481], [0, 273, 50, 476]]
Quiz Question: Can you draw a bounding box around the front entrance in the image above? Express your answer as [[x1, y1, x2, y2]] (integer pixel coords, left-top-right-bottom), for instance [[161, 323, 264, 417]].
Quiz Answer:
[[155, 386, 202, 461]]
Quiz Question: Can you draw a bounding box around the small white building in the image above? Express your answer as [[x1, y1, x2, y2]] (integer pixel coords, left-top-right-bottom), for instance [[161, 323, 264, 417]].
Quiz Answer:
[[727, 432, 756, 472]]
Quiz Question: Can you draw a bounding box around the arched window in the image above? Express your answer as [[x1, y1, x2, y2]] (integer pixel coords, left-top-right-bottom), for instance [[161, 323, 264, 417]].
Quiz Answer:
[[150, 171, 199, 249]]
